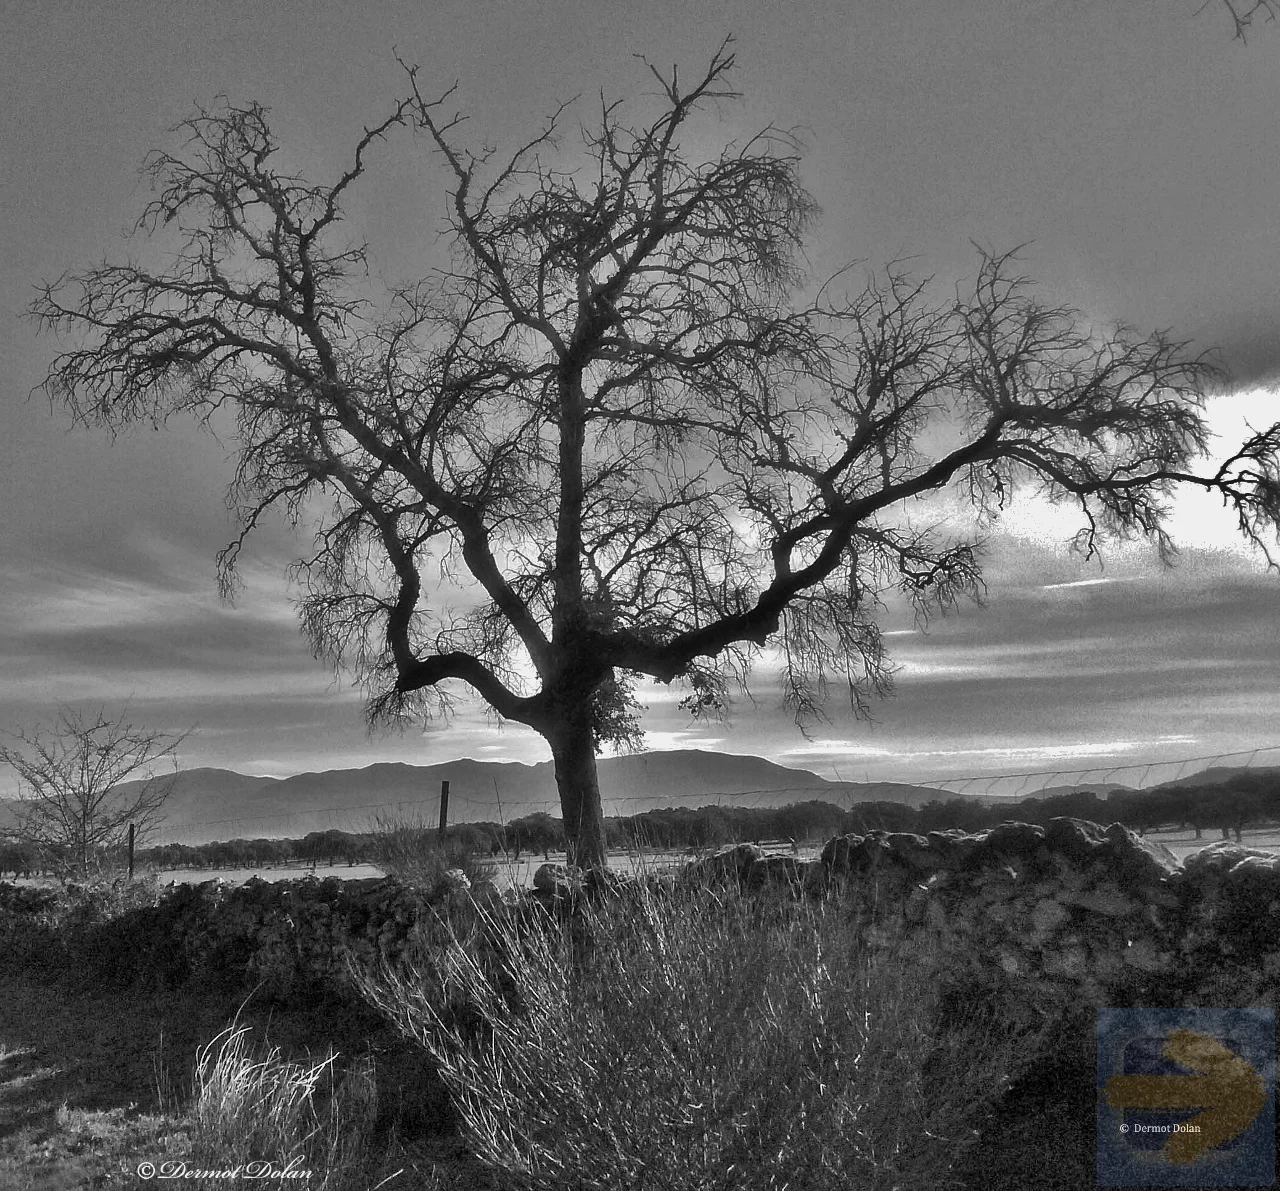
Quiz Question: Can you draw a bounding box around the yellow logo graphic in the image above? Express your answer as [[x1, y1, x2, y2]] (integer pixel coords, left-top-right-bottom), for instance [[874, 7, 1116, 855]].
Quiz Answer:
[[1104, 1028, 1267, 1164]]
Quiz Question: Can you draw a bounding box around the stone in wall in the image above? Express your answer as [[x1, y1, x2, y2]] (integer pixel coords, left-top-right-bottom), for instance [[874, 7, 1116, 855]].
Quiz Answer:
[[681, 843, 764, 888]]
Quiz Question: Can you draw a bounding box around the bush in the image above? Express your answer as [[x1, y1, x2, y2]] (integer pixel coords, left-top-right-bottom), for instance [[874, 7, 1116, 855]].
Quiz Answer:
[[0, 874, 170, 982], [367, 810, 496, 898], [355, 879, 1045, 1190]]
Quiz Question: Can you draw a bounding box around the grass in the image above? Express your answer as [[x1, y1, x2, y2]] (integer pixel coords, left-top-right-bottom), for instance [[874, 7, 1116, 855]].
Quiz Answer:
[[355, 876, 1048, 1191], [174, 1013, 383, 1190], [366, 809, 498, 898]]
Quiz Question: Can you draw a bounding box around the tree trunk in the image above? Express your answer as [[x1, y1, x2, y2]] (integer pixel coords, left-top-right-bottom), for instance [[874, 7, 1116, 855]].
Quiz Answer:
[[549, 716, 609, 871]]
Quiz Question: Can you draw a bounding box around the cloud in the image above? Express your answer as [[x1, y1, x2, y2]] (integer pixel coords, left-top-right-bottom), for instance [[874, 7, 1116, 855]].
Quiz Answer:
[[1040, 577, 1138, 592]]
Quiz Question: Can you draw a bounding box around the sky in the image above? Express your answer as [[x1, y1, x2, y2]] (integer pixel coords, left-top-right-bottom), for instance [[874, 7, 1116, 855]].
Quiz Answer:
[[2, 0, 1279, 803]]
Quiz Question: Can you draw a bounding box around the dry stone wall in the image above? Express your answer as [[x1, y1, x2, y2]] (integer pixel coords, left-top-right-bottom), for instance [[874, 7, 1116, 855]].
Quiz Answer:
[[811, 817, 1280, 1019], [0, 871, 482, 1001], [6, 816, 1280, 1016]]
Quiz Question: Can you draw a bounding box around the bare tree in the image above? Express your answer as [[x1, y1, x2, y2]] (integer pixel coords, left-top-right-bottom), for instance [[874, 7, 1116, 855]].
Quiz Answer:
[[30, 43, 1280, 869], [0, 706, 187, 881]]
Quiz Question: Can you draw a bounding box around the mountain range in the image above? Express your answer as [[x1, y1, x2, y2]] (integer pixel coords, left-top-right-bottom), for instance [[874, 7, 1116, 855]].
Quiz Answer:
[[0, 749, 950, 846], [1, 750, 1269, 847]]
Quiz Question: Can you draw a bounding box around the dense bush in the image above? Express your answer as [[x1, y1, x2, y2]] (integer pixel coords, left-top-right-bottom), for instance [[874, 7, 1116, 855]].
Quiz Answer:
[[356, 879, 1045, 1191]]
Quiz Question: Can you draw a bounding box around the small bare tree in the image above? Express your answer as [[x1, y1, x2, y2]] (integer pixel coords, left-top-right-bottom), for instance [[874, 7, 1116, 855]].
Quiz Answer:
[[0, 706, 188, 881]]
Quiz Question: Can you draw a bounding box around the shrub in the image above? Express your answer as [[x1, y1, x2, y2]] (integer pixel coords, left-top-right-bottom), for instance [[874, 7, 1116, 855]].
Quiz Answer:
[[367, 809, 496, 897], [355, 879, 1046, 1191]]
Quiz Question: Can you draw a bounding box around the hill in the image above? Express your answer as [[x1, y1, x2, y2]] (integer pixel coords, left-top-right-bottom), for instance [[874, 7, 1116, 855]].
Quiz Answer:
[[0, 749, 949, 845], [1153, 765, 1280, 790]]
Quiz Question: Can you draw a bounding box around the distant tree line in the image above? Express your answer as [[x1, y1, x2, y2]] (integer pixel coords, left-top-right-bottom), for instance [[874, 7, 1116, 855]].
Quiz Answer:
[[3, 774, 1276, 879], [912, 772, 1280, 844]]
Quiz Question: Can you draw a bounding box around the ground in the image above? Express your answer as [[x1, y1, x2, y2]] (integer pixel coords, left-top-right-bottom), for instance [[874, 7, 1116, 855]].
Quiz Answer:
[[0, 973, 535, 1190], [0, 966, 1114, 1191]]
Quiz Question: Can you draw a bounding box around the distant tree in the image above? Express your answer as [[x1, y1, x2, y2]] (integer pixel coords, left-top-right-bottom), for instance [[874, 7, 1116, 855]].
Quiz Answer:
[[508, 812, 566, 857], [0, 705, 187, 882], [30, 43, 1280, 869], [846, 802, 919, 834], [0, 840, 40, 879], [447, 822, 496, 855], [917, 799, 992, 834]]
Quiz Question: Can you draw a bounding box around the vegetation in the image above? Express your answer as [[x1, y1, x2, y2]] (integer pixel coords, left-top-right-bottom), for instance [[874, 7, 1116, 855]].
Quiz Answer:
[[179, 1018, 378, 1189], [355, 877, 1044, 1190], [366, 808, 496, 896], [0, 853, 1052, 1189], [3, 769, 1279, 1186], [0, 704, 189, 882]]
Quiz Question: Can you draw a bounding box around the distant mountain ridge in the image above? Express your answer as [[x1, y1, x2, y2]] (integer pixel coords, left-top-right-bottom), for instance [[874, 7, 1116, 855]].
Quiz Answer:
[[1, 753, 1267, 847], [0, 749, 949, 845]]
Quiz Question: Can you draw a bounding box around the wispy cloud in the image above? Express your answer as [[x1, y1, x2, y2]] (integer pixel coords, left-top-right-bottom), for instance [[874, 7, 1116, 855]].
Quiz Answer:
[[1040, 577, 1139, 591]]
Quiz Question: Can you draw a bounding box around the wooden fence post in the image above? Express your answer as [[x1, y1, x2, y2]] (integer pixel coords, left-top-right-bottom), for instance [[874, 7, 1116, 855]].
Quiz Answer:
[[438, 780, 450, 841]]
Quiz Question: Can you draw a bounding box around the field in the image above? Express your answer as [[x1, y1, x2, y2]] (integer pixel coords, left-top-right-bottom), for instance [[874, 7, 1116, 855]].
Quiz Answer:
[[134, 829, 1280, 888], [142, 844, 819, 889]]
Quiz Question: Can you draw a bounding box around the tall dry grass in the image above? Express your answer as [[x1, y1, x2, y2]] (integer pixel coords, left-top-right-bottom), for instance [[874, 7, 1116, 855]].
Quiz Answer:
[[175, 1015, 381, 1190], [366, 808, 496, 896], [355, 878, 1046, 1191]]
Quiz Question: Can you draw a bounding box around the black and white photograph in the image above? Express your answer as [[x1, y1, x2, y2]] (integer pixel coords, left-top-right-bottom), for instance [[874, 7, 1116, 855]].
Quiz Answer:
[[2, 2, 1280, 1187]]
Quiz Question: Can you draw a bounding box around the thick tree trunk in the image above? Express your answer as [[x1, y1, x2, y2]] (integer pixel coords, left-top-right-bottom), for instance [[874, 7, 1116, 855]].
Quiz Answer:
[[549, 716, 609, 871]]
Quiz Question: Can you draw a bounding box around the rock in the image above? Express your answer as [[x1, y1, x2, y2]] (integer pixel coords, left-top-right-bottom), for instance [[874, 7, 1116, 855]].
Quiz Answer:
[[584, 866, 629, 898], [967, 822, 1047, 873], [681, 843, 763, 887], [744, 854, 804, 891], [820, 833, 864, 873], [821, 832, 927, 884], [1044, 944, 1089, 980], [1030, 897, 1070, 938], [532, 863, 583, 897], [1122, 937, 1168, 973], [1056, 882, 1138, 918], [1180, 841, 1279, 880], [924, 829, 982, 868], [1042, 818, 1177, 888], [882, 832, 937, 870]]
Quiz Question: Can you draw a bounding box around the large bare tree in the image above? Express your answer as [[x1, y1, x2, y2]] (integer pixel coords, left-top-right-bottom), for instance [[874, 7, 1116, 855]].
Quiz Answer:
[[31, 43, 1280, 869], [0, 705, 187, 881]]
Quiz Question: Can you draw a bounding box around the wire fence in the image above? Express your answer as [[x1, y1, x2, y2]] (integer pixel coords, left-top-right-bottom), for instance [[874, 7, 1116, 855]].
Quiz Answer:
[[142, 742, 1280, 847]]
